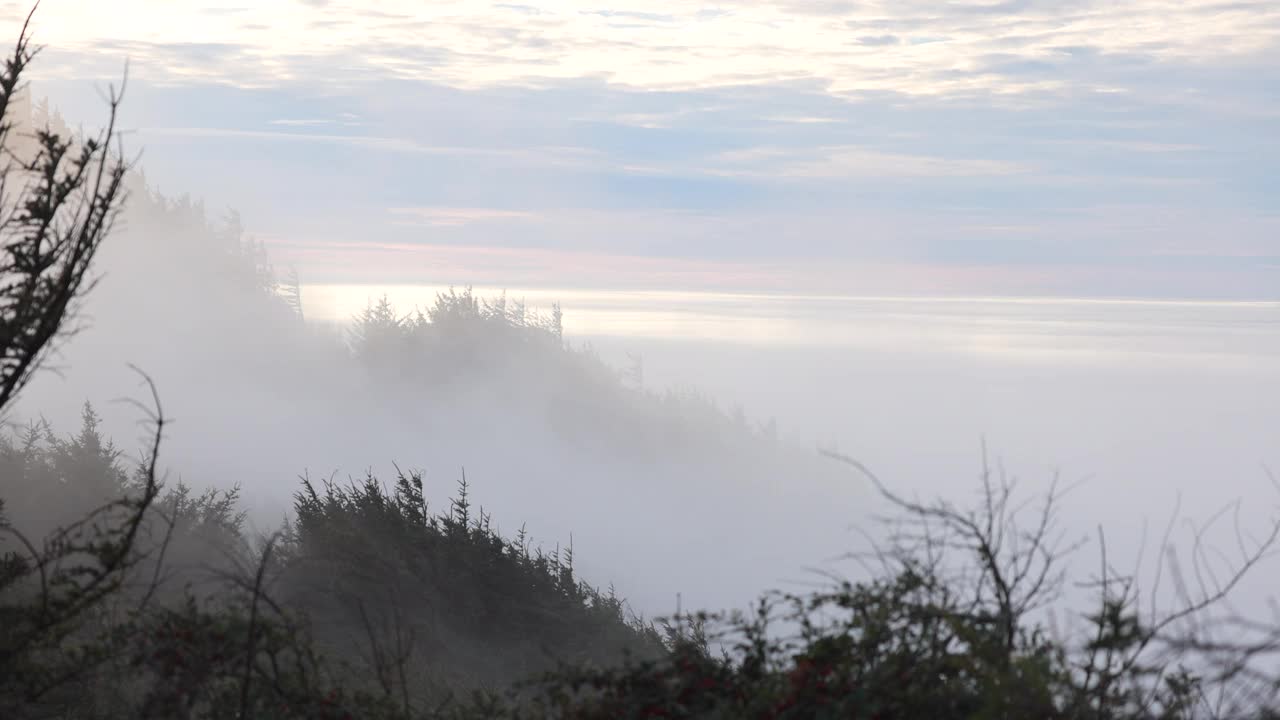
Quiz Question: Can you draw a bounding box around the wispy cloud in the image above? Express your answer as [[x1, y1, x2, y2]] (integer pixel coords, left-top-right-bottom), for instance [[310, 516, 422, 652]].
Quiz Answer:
[[8, 1, 1277, 97], [706, 145, 1033, 179], [137, 126, 602, 168], [10, 1, 1277, 298], [268, 116, 362, 127], [389, 207, 539, 227]]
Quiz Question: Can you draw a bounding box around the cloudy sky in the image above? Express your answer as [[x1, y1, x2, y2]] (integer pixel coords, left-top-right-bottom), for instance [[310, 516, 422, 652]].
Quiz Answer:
[[5, 0, 1279, 298]]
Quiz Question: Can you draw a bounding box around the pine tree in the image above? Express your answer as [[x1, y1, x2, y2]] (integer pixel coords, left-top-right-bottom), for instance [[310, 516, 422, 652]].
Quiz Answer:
[[0, 7, 129, 411], [280, 266, 304, 320]]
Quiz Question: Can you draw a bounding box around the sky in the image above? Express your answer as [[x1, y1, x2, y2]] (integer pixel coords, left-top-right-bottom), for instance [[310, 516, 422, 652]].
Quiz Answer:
[[4, 0, 1279, 298]]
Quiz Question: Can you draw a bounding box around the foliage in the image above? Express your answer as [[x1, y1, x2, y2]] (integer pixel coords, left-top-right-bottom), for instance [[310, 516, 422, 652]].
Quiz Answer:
[[0, 6, 128, 411], [0, 406, 663, 717], [348, 288, 564, 382], [283, 466, 665, 702], [347, 288, 778, 456], [8, 405, 1280, 719], [432, 455, 1280, 720]]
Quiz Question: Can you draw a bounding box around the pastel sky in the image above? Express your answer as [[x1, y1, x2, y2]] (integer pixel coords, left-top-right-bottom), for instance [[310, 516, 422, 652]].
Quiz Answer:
[[5, 0, 1278, 298]]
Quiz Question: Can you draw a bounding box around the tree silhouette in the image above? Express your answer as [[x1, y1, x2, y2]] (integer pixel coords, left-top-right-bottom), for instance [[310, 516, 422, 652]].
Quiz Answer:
[[0, 4, 129, 413]]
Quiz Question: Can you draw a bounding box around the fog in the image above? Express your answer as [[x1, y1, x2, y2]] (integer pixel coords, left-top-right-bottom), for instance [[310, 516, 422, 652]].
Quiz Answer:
[[10, 170, 1279, 628], [6, 180, 859, 619], [5, 0, 1280, 712]]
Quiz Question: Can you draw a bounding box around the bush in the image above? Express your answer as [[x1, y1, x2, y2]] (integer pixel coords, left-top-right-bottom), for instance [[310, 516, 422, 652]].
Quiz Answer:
[[0, 407, 663, 718], [5, 407, 1280, 719]]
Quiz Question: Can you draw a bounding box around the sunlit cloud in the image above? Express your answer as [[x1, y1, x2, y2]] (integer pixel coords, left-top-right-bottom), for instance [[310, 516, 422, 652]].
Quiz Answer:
[[389, 207, 540, 227], [4, 0, 1275, 298], [704, 145, 1033, 179], [5, 0, 1276, 98]]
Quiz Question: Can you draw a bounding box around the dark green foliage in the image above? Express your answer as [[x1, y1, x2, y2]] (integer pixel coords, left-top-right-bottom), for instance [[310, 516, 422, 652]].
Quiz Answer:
[[6, 406, 1280, 719], [0, 409, 665, 717], [0, 404, 128, 531], [0, 7, 128, 411], [0, 405, 162, 719], [283, 468, 665, 702], [488, 576, 1159, 720]]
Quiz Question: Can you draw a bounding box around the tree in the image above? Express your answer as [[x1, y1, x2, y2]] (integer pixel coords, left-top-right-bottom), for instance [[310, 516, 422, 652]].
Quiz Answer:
[[0, 4, 129, 413], [280, 266, 304, 320], [0, 8, 163, 715]]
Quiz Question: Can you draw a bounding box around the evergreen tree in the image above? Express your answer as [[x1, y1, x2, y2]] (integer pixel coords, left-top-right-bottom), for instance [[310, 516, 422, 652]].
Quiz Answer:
[[0, 7, 128, 410]]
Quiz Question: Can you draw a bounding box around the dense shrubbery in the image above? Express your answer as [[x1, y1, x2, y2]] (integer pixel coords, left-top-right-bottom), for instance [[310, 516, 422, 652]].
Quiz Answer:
[[1, 407, 667, 716], [6, 408, 1280, 719], [284, 466, 666, 698]]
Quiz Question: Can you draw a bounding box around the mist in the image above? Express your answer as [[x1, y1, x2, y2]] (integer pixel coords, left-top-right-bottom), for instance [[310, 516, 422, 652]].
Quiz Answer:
[[9, 177, 874, 620], [12, 168, 1279, 626], [3, 3, 1279, 715]]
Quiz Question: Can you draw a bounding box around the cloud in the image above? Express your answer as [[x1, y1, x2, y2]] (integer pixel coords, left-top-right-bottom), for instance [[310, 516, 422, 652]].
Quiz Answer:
[[586, 10, 675, 24], [136, 126, 601, 168], [855, 35, 900, 46], [81, 72, 1272, 285], [705, 145, 1033, 179], [9, 0, 1277, 97], [388, 207, 539, 227], [12, 1, 1278, 298]]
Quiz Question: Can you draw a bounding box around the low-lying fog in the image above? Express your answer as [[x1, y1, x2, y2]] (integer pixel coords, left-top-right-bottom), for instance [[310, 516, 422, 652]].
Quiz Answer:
[[13, 191, 1279, 626], [310, 283, 1280, 553]]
